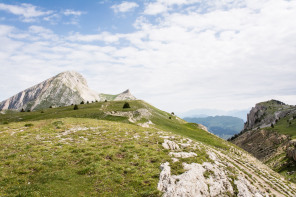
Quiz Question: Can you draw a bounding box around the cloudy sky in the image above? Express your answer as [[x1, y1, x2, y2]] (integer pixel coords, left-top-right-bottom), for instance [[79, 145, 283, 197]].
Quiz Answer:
[[0, 0, 295, 114]]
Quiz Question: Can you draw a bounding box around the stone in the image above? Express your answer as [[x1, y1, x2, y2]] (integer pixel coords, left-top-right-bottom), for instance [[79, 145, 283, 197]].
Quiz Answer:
[[162, 140, 180, 150], [169, 152, 197, 158]]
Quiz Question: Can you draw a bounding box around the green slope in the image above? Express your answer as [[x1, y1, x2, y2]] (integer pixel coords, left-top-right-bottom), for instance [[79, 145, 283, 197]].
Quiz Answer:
[[0, 100, 230, 196], [0, 100, 229, 150], [1, 100, 296, 196]]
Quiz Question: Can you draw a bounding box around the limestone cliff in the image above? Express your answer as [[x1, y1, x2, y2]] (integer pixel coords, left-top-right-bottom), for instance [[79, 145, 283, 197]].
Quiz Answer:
[[231, 100, 296, 182], [0, 71, 136, 111], [244, 100, 294, 130]]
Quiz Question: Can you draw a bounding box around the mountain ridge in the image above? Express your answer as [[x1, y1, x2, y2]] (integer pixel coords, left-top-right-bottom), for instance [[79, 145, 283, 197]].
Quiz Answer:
[[0, 71, 136, 111]]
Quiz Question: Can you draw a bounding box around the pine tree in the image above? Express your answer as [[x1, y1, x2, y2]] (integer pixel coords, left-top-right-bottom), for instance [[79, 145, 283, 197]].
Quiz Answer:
[[123, 102, 130, 108]]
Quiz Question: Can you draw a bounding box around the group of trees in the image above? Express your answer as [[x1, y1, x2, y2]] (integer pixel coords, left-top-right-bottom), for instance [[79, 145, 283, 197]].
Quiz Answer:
[[19, 100, 132, 112]]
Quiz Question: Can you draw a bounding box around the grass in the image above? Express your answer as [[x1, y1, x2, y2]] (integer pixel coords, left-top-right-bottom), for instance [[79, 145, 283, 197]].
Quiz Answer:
[[0, 118, 170, 196], [0, 100, 229, 150], [0, 100, 229, 196], [271, 116, 296, 139]]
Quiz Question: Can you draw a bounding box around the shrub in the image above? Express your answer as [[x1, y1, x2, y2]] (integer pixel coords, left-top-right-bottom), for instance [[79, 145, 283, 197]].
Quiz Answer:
[[123, 102, 130, 109], [87, 101, 89, 104], [171, 112, 175, 115], [49, 106, 52, 108], [271, 123, 274, 128], [105, 100, 108, 102], [74, 105, 78, 110], [24, 123, 34, 127], [169, 117, 172, 119], [20, 108, 25, 112], [27, 109, 31, 112], [80, 101, 84, 104]]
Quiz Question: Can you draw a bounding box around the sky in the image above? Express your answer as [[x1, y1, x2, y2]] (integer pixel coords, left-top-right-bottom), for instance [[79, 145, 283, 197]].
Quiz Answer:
[[0, 0, 296, 115]]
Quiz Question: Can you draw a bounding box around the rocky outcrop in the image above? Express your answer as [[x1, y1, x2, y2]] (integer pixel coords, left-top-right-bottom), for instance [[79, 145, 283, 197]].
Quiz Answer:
[[114, 89, 136, 101], [162, 140, 180, 150], [287, 147, 296, 161], [158, 162, 235, 197], [0, 71, 137, 111], [0, 71, 100, 111], [231, 100, 296, 180], [157, 133, 296, 196], [287, 140, 296, 161], [244, 100, 294, 131], [105, 108, 151, 123]]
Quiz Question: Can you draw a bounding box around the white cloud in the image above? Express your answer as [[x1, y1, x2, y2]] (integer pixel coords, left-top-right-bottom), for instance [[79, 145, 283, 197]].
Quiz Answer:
[[63, 9, 83, 16], [67, 32, 121, 43], [144, 0, 200, 15], [0, 3, 52, 22], [111, 1, 139, 13], [1, 0, 296, 114]]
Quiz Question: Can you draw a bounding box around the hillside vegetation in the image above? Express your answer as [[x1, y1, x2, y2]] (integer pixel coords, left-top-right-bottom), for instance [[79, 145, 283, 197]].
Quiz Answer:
[[1, 100, 295, 196]]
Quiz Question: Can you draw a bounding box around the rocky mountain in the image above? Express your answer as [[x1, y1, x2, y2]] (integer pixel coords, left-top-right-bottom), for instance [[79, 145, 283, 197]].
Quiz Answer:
[[0, 71, 136, 111], [0, 100, 296, 196], [231, 99, 296, 182], [184, 116, 244, 140], [100, 89, 136, 102]]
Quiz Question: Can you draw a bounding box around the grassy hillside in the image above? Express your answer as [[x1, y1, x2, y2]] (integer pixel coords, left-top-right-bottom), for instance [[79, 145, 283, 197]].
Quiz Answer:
[[0, 100, 229, 196], [269, 114, 296, 139], [1, 100, 295, 196], [0, 100, 229, 150]]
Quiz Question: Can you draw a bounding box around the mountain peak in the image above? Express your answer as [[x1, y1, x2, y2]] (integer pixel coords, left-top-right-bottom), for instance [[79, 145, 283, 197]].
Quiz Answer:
[[0, 71, 137, 111], [0, 71, 98, 111], [122, 89, 130, 94], [114, 89, 136, 101]]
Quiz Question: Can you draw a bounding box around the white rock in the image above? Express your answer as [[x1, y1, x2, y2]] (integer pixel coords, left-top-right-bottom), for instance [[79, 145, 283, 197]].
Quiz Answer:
[[180, 143, 191, 148], [158, 162, 234, 197], [234, 176, 260, 197], [169, 152, 197, 158], [162, 140, 180, 150]]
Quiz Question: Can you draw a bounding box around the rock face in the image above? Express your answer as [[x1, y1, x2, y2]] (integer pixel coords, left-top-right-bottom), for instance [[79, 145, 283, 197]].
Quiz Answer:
[[0, 71, 99, 111], [155, 132, 296, 196], [231, 99, 296, 179], [0, 71, 137, 111], [114, 89, 136, 101], [244, 100, 294, 131]]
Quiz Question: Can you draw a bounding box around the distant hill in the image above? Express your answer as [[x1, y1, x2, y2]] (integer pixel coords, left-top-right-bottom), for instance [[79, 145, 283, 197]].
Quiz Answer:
[[184, 116, 244, 139], [180, 109, 249, 121]]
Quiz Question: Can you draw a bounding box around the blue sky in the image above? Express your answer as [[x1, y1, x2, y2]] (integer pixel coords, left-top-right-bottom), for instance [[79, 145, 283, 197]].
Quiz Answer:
[[0, 0, 296, 114]]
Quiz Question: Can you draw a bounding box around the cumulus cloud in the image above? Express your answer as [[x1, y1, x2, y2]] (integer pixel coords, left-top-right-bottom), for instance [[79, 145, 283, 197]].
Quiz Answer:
[[144, 0, 200, 15], [111, 1, 139, 13], [63, 9, 83, 16], [0, 3, 52, 22]]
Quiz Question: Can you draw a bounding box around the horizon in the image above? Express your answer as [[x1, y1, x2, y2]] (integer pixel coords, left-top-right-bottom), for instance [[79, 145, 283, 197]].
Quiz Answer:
[[0, 0, 296, 114]]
